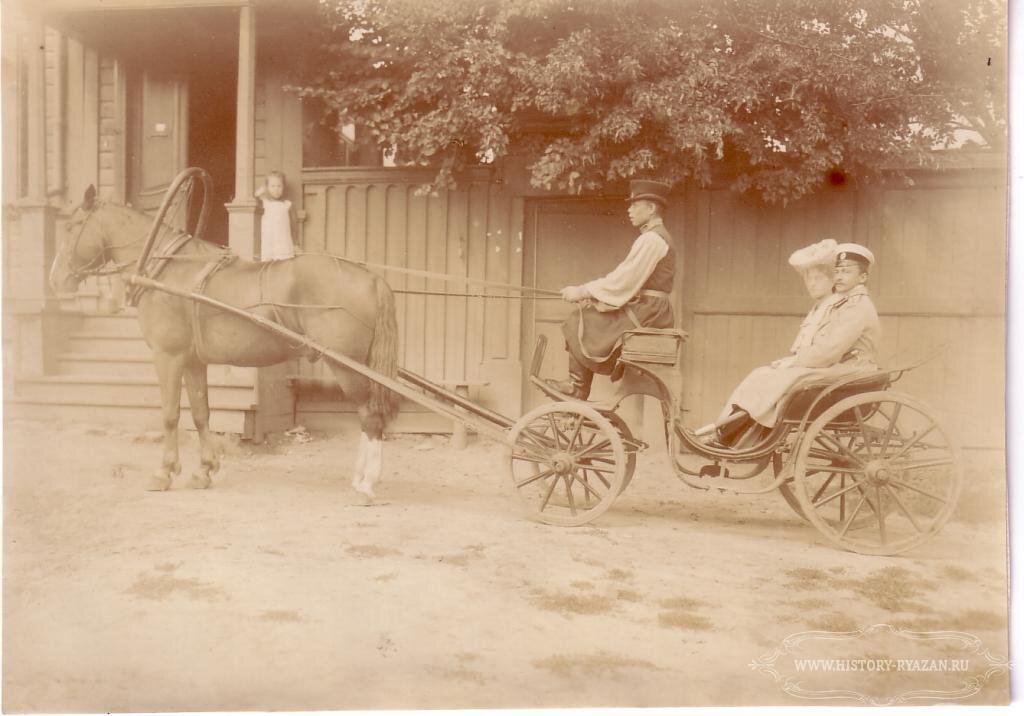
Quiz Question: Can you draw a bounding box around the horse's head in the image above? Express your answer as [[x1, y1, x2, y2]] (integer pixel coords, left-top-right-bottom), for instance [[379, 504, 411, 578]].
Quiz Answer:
[[50, 185, 114, 294]]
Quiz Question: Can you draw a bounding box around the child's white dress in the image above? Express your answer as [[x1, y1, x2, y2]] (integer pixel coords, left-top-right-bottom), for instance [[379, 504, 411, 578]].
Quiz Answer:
[[260, 197, 295, 260]]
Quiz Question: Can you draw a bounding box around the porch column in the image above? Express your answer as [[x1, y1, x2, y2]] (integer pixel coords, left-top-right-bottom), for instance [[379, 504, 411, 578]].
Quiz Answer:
[[225, 2, 260, 260], [12, 18, 58, 377]]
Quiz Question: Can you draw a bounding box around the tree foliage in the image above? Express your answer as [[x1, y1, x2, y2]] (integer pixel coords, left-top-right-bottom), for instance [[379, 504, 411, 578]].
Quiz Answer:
[[291, 0, 1005, 203]]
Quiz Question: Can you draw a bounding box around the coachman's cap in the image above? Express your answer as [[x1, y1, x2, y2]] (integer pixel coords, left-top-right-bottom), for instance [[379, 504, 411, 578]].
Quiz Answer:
[[626, 179, 671, 206], [834, 242, 875, 268], [788, 239, 838, 272]]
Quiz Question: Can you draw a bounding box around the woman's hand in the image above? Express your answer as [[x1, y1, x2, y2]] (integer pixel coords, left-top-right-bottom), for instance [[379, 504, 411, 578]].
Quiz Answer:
[[560, 285, 590, 302]]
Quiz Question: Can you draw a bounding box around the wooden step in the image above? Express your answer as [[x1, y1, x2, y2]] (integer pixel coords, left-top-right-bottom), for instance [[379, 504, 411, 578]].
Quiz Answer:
[[14, 375, 257, 410], [5, 399, 249, 434], [56, 353, 157, 379], [76, 311, 142, 335], [66, 332, 153, 358], [54, 354, 258, 386]]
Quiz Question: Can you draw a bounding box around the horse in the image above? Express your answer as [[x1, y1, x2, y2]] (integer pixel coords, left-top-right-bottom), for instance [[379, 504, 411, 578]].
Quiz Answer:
[[49, 185, 400, 500]]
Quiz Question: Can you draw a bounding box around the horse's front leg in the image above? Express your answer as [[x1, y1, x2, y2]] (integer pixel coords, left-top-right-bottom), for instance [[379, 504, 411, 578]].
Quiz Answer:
[[183, 358, 219, 489], [147, 350, 186, 491]]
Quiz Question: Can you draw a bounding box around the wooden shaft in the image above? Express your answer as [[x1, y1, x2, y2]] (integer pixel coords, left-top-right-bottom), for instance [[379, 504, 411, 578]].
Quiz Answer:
[[126, 275, 515, 444]]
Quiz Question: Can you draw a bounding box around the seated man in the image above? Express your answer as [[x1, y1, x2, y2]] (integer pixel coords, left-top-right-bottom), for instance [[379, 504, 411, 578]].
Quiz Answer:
[[547, 179, 676, 399], [706, 242, 881, 448]]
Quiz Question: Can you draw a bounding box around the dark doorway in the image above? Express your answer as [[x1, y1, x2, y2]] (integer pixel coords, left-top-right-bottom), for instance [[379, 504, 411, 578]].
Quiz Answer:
[[188, 60, 236, 246]]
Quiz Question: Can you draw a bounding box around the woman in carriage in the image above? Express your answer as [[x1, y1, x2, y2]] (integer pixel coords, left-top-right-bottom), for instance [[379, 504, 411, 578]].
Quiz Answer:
[[702, 240, 881, 448]]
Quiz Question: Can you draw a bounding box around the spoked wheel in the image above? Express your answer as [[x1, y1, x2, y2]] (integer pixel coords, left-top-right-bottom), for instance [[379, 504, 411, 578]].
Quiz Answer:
[[792, 391, 962, 555], [780, 450, 879, 527], [508, 401, 626, 526]]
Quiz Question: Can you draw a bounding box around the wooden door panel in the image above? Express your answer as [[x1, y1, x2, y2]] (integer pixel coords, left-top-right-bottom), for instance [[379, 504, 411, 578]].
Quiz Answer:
[[128, 70, 188, 212]]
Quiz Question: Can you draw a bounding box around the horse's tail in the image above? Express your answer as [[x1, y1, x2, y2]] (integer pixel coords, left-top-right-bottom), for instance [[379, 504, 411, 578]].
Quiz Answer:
[[366, 276, 400, 429]]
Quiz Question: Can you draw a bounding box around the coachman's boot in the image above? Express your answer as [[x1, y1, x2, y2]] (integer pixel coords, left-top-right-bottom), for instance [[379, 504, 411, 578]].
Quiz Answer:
[[545, 354, 594, 400]]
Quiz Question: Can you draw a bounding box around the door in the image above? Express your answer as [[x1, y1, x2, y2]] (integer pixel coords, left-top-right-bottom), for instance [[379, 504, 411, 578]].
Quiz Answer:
[[522, 198, 639, 408], [126, 70, 188, 214]]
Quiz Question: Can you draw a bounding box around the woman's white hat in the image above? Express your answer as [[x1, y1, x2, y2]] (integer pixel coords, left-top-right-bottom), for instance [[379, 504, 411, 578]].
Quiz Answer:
[[788, 239, 838, 272]]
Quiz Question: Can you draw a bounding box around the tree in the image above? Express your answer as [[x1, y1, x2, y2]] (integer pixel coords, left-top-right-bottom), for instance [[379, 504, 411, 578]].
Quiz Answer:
[[290, 0, 1005, 204]]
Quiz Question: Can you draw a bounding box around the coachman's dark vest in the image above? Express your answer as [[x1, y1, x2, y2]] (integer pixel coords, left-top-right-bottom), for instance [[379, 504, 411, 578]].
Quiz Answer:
[[641, 223, 675, 294]]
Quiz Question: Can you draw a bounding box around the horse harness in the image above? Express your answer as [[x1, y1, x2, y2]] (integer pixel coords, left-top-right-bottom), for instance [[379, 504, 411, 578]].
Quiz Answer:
[[62, 201, 139, 282], [188, 252, 238, 364]]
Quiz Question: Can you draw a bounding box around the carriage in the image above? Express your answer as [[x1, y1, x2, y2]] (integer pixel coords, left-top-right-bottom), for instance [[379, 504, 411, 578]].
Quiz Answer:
[[57, 168, 962, 557]]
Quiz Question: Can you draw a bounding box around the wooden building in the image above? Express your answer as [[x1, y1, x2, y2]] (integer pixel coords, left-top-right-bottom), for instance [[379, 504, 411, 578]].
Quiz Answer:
[[2, 0, 1007, 452]]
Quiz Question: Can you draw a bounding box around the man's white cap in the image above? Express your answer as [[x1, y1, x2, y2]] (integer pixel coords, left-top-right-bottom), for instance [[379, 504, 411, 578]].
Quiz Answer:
[[788, 239, 838, 272], [834, 242, 875, 268]]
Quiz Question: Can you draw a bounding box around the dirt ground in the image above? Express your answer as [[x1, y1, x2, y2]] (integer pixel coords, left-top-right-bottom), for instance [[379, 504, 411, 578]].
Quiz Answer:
[[2, 418, 1010, 710]]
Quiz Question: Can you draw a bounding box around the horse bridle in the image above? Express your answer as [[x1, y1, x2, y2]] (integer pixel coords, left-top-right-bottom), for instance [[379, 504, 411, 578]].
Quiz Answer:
[[60, 201, 139, 282]]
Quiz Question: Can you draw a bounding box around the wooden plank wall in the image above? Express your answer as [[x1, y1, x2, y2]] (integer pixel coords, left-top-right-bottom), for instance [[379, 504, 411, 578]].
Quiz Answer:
[[295, 168, 525, 430], [682, 169, 1006, 450]]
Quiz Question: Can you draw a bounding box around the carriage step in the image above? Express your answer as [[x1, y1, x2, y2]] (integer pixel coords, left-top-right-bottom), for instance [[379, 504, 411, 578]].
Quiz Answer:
[[699, 464, 730, 479], [14, 375, 257, 411], [5, 398, 249, 434], [67, 331, 153, 358], [55, 353, 257, 386]]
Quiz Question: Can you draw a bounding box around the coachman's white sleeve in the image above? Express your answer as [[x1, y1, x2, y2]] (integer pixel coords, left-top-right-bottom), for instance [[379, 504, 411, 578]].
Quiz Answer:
[[583, 231, 668, 308]]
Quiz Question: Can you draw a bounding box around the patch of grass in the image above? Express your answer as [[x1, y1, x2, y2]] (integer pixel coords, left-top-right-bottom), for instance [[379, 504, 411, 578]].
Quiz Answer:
[[430, 665, 486, 685], [571, 553, 605, 568], [658, 596, 704, 610], [658, 611, 713, 631], [533, 652, 657, 679], [570, 580, 595, 590], [848, 566, 926, 612], [784, 567, 832, 590], [437, 554, 471, 566], [615, 589, 642, 603], [939, 565, 974, 582], [890, 609, 1006, 633], [606, 568, 633, 582], [347, 544, 402, 558], [806, 612, 860, 633], [531, 590, 615, 616], [259, 610, 303, 623], [126, 573, 224, 602]]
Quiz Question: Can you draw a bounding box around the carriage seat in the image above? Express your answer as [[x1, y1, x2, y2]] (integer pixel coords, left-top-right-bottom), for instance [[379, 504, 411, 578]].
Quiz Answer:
[[620, 328, 688, 366], [779, 371, 891, 423]]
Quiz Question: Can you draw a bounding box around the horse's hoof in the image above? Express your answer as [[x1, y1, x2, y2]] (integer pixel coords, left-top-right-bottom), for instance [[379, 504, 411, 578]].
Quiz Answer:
[[189, 472, 212, 490], [354, 489, 375, 506], [146, 473, 173, 491]]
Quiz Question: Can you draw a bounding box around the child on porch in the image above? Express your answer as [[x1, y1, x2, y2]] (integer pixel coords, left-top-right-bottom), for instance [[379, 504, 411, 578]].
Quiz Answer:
[[255, 170, 297, 261]]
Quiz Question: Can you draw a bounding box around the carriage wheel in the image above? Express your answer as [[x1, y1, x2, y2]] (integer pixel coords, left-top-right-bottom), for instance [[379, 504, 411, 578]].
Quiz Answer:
[[508, 401, 626, 526], [792, 391, 962, 555], [602, 411, 638, 493], [779, 453, 881, 528]]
